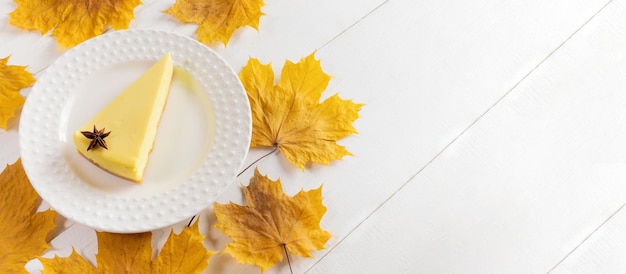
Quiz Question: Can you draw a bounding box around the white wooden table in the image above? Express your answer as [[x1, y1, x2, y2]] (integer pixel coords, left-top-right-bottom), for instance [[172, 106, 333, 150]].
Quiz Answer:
[[2, 0, 626, 272]]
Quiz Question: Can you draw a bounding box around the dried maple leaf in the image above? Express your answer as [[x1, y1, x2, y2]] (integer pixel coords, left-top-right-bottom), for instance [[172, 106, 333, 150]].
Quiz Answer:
[[152, 222, 216, 273], [40, 222, 215, 273], [40, 249, 97, 274], [240, 52, 363, 169], [0, 159, 57, 273], [0, 56, 35, 130], [9, 0, 141, 48], [164, 0, 265, 45], [214, 168, 331, 272]]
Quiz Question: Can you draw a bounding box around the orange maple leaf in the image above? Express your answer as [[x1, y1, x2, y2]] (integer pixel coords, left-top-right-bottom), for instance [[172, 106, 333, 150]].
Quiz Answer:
[[9, 0, 141, 48], [214, 168, 331, 272], [0, 159, 57, 273], [0, 56, 35, 130], [240, 52, 363, 169], [164, 0, 265, 45], [40, 221, 215, 273]]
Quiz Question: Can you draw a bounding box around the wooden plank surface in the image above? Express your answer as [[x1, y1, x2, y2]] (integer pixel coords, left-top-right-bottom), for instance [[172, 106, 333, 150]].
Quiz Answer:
[[238, 0, 611, 272], [310, 0, 626, 273], [2, 0, 626, 273], [552, 204, 626, 273], [547, 1, 626, 272]]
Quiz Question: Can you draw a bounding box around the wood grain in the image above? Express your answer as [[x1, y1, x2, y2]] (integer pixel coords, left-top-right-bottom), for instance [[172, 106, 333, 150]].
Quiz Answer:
[[310, 0, 626, 273], [2, 0, 625, 273]]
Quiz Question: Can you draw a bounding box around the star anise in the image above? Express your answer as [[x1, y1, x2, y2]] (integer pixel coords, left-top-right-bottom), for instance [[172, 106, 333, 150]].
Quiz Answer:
[[81, 125, 111, 150]]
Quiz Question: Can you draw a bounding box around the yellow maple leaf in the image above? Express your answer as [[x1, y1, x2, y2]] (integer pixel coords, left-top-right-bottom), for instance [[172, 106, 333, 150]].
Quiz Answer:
[[0, 159, 57, 273], [39, 249, 97, 274], [164, 0, 265, 45], [9, 0, 141, 48], [40, 221, 215, 273], [214, 168, 331, 272], [0, 57, 35, 130], [240, 52, 363, 169], [152, 221, 217, 273]]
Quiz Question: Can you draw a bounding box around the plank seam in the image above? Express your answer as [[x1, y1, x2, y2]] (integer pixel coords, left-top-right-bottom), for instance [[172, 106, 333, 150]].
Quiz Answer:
[[544, 0, 618, 271], [548, 202, 626, 273], [318, 0, 391, 51], [306, 0, 614, 272]]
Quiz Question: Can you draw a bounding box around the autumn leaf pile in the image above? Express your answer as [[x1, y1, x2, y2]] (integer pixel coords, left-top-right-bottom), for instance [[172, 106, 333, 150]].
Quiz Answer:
[[2, 0, 362, 273], [0, 157, 338, 273]]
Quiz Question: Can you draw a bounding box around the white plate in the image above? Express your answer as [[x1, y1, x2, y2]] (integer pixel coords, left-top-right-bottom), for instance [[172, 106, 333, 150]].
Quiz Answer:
[[19, 30, 251, 233]]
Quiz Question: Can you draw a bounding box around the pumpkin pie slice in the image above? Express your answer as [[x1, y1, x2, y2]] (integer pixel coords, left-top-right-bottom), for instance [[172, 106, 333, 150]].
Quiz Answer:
[[73, 53, 174, 183]]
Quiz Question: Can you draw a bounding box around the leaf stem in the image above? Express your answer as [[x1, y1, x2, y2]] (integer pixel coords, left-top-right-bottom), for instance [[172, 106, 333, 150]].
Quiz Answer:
[[187, 215, 196, 227], [282, 243, 293, 274], [237, 147, 278, 177], [187, 147, 278, 227]]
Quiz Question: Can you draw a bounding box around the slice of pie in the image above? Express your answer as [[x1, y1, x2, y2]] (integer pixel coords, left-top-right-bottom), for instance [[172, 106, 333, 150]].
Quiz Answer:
[[73, 53, 174, 183]]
